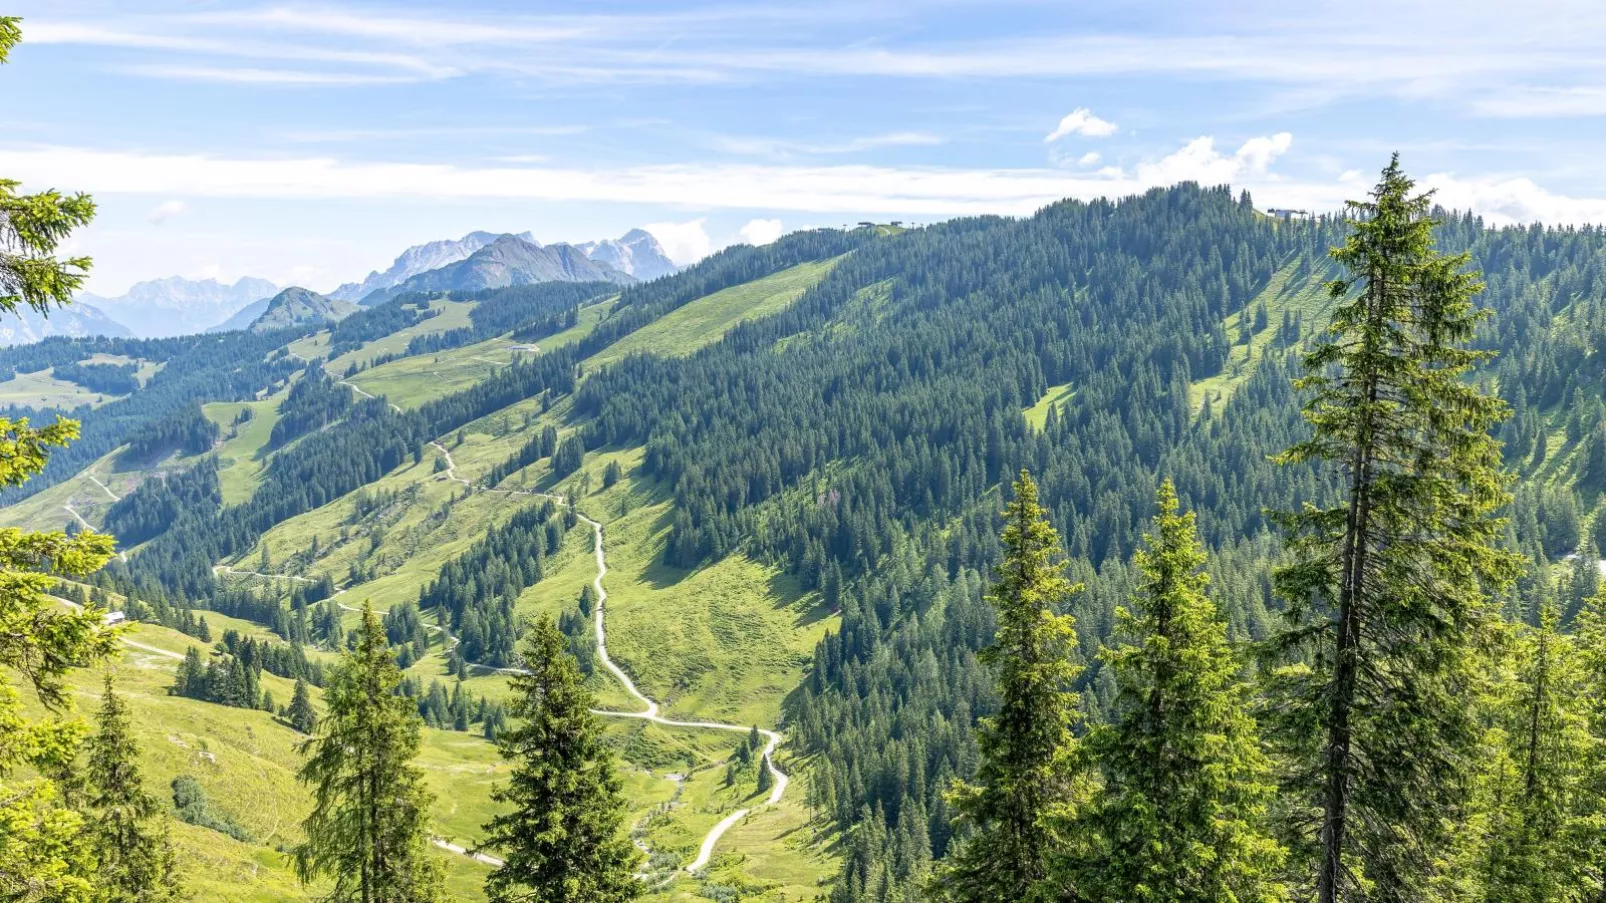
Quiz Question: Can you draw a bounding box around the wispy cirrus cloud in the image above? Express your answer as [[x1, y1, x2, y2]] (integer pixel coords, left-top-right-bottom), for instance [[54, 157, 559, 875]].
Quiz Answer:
[[704, 131, 945, 158], [22, 2, 1606, 112], [125, 64, 425, 86]]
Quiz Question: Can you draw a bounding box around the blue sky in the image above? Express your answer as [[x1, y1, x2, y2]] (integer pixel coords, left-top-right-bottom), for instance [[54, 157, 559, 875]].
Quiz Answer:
[[8, 0, 1606, 295]]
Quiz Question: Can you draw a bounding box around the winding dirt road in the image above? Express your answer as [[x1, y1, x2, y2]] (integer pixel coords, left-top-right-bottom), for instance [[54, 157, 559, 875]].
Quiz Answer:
[[205, 436, 790, 875], [425, 440, 790, 873]]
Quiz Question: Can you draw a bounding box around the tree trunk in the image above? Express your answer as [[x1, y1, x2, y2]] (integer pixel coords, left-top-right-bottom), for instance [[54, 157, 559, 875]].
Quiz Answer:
[[1320, 304, 1382, 903]]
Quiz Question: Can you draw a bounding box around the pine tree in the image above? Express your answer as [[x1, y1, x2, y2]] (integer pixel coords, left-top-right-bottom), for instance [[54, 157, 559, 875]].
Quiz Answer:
[[1454, 602, 1593, 902], [86, 674, 180, 902], [1265, 157, 1519, 902], [1570, 591, 1606, 898], [0, 19, 95, 315], [1063, 481, 1284, 902], [481, 616, 638, 903], [929, 471, 1085, 903], [287, 678, 318, 735], [294, 603, 442, 903]]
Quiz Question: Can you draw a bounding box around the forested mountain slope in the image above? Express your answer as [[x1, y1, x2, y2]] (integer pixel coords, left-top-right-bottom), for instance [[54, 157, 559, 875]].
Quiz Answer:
[[8, 183, 1606, 902]]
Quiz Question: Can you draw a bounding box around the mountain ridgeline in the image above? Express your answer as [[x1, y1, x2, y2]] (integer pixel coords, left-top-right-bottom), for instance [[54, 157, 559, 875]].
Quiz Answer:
[[10, 180, 1606, 901]]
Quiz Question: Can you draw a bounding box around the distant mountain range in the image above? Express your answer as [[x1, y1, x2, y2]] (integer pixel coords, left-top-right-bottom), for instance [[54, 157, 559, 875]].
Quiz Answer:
[[327, 231, 509, 302], [58, 228, 675, 342], [358, 234, 637, 305], [249, 287, 359, 334], [574, 229, 679, 281], [0, 302, 133, 347], [78, 276, 279, 338], [335, 228, 675, 304]]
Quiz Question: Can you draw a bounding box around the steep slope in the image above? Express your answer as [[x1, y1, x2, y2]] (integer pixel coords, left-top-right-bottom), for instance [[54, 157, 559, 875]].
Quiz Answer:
[[249, 287, 359, 333], [362, 235, 634, 305], [0, 300, 133, 345], [80, 276, 278, 337]]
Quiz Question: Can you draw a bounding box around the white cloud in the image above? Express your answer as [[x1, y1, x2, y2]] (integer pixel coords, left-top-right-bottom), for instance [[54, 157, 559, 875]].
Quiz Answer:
[[12, 136, 1606, 228], [1044, 108, 1118, 142], [737, 218, 785, 246], [1129, 133, 1293, 185], [1077, 152, 1102, 166], [642, 218, 714, 264], [1422, 172, 1606, 227], [146, 199, 187, 224]]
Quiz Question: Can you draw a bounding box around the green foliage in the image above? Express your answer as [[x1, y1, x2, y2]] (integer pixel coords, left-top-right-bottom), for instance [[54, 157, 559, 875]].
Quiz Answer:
[[929, 471, 1085, 903], [1264, 158, 1520, 902], [286, 678, 318, 735], [0, 415, 117, 902], [293, 604, 442, 903], [1059, 481, 1283, 902], [0, 18, 95, 316], [1447, 602, 1595, 902], [86, 675, 181, 902], [170, 775, 252, 843], [481, 616, 638, 903]]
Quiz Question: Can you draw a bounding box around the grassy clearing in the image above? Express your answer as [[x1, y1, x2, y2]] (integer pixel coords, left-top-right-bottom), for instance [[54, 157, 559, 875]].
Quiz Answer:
[[243, 450, 550, 614], [588, 258, 842, 368], [204, 393, 284, 505], [326, 299, 478, 375], [1191, 256, 1336, 413], [1024, 382, 1075, 430], [344, 336, 528, 409], [0, 367, 117, 409], [18, 617, 502, 901], [496, 444, 835, 727], [539, 296, 614, 351]]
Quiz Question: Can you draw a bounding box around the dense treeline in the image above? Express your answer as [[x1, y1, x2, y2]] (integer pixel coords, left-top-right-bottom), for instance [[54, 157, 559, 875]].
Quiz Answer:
[[576, 187, 1312, 575], [485, 424, 558, 487], [102, 457, 221, 546], [216, 628, 327, 687], [326, 297, 438, 355], [1, 326, 305, 500], [53, 360, 139, 394], [572, 227, 873, 361], [404, 281, 613, 355], [114, 343, 580, 600], [170, 645, 268, 710], [0, 333, 198, 377], [268, 366, 353, 448], [120, 402, 220, 461], [418, 499, 571, 668]]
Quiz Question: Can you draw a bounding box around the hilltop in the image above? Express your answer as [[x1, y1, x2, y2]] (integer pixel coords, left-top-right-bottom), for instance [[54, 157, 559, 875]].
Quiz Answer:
[[249, 287, 360, 333]]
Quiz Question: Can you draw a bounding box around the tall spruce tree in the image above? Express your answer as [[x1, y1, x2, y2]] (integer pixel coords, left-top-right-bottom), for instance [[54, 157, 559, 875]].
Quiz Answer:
[[481, 616, 637, 903], [929, 471, 1085, 903], [1062, 481, 1284, 902], [1265, 157, 1519, 902], [294, 603, 442, 903], [86, 674, 180, 903]]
